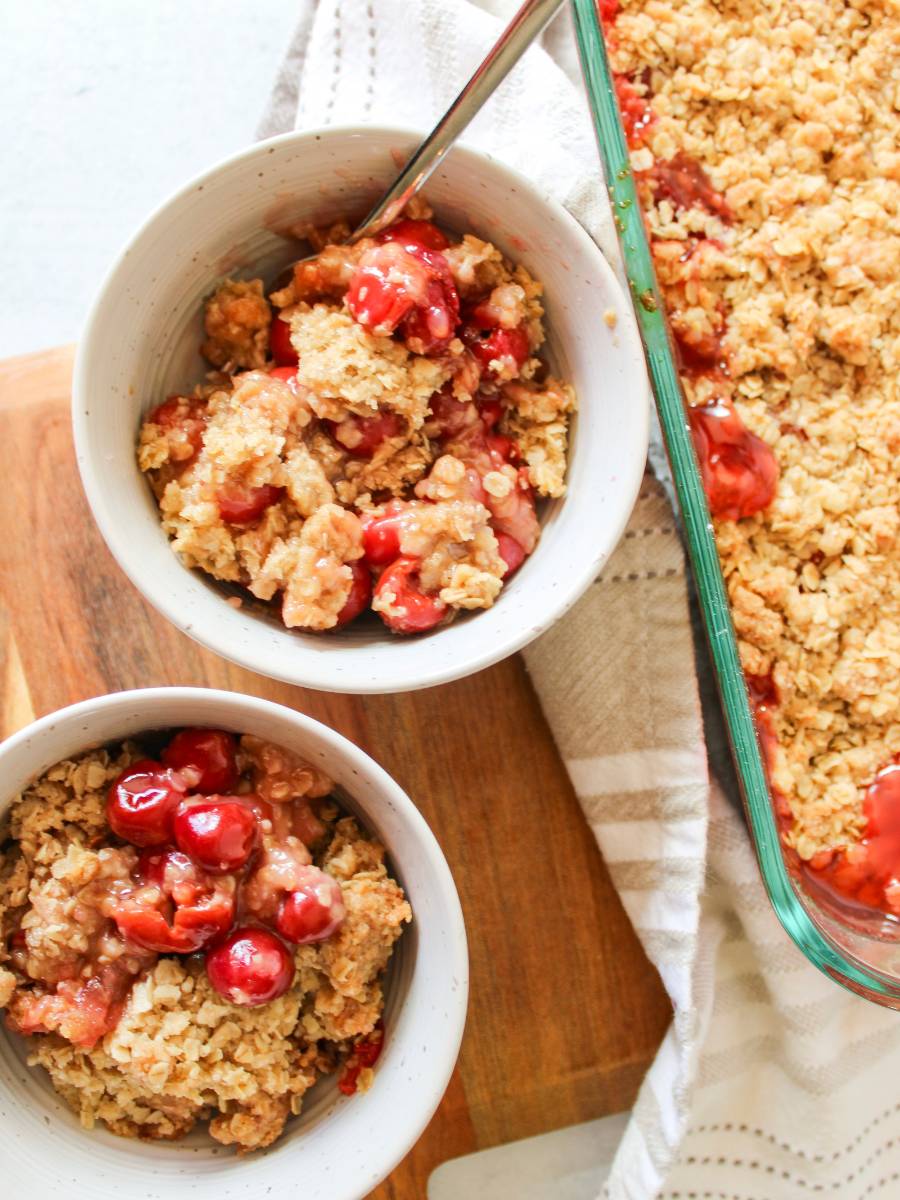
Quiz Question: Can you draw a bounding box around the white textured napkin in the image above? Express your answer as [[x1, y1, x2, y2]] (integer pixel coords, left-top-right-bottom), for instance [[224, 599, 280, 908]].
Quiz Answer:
[[259, 4, 900, 1197]]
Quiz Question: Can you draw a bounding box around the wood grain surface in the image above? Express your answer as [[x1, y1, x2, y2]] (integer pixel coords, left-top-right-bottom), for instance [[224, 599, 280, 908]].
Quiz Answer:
[[0, 346, 671, 1198]]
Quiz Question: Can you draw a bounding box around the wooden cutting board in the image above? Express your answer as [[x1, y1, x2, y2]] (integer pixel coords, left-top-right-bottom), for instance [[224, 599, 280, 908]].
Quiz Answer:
[[0, 346, 671, 1198]]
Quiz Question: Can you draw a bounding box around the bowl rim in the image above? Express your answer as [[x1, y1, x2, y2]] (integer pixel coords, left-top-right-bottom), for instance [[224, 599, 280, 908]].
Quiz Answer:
[[0, 686, 468, 1196], [72, 124, 650, 694]]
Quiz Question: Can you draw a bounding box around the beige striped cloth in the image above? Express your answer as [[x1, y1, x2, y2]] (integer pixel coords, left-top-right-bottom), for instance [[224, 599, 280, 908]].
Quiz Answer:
[[523, 477, 900, 1199], [261, 2, 900, 1195]]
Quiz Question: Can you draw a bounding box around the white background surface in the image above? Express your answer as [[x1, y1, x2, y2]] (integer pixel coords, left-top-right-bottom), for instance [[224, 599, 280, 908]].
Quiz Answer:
[[2, 4, 624, 1190], [2, 0, 296, 359]]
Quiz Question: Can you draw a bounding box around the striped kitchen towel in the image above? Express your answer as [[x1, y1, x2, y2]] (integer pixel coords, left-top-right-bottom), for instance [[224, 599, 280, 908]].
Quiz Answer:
[[260, 2, 900, 1195], [524, 476, 900, 1199]]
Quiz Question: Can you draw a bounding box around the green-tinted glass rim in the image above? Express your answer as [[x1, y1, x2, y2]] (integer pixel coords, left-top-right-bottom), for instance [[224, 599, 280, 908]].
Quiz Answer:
[[571, 0, 900, 1006]]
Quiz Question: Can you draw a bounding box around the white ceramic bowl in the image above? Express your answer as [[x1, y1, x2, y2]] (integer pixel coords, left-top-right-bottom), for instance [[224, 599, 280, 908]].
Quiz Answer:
[[73, 126, 649, 694], [0, 688, 467, 1200]]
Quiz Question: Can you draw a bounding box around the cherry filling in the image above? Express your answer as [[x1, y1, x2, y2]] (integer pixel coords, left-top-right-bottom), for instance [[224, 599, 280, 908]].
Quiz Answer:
[[269, 365, 299, 384], [647, 152, 732, 223], [805, 765, 900, 916], [614, 72, 656, 149], [269, 314, 298, 365], [361, 504, 405, 566], [162, 728, 238, 793], [486, 432, 520, 465], [426, 387, 482, 440], [334, 560, 373, 628], [398, 250, 460, 355], [274, 867, 346, 944], [107, 760, 188, 847], [488, 471, 539, 555], [339, 1023, 384, 1095], [345, 241, 459, 355], [173, 797, 259, 873], [327, 410, 404, 458], [672, 319, 728, 377], [206, 927, 295, 1006], [462, 323, 531, 378], [377, 218, 450, 253], [147, 395, 208, 465], [346, 243, 419, 332], [374, 556, 448, 634], [495, 532, 527, 579], [9, 965, 142, 1049], [477, 396, 504, 429], [744, 671, 789, 824], [689, 400, 778, 521], [111, 848, 236, 954], [216, 481, 284, 525]]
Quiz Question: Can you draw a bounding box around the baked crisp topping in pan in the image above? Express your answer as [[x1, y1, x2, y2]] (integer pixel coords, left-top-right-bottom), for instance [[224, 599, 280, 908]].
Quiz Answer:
[[607, 0, 900, 912], [0, 731, 410, 1150]]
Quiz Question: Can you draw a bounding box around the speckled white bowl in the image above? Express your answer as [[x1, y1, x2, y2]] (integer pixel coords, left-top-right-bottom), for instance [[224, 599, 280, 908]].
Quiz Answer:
[[0, 688, 467, 1200], [73, 126, 649, 694]]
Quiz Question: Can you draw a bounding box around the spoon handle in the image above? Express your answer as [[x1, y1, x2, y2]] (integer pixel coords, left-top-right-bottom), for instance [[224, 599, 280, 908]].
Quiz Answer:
[[352, 0, 566, 240]]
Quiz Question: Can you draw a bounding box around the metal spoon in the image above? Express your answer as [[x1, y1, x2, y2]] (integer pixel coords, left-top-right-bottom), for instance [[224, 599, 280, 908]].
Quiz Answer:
[[341, 0, 566, 245]]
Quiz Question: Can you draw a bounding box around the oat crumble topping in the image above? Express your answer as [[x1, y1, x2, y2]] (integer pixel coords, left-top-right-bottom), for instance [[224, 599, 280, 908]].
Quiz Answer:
[[609, 0, 900, 892]]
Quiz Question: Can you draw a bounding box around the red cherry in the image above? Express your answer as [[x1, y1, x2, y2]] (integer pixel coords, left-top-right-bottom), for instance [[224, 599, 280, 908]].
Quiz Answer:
[[378, 218, 450, 252], [112, 848, 236, 953], [269, 365, 298, 383], [173, 798, 258, 873], [147, 395, 208, 462], [346, 243, 420, 333], [650, 151, 732, 222], [339, 1024, 385, 1095], [162, 728, 238, 793], [478, 397, 504, 429], [206, 927, 295, 1006], [485, 432, 520, 464], [673, 321, 726, 376], [326, 411, 404, 458], [269, 314, 298, 365], [346, 242, 459, 355], [107, 760, 187, 847], [495, 532, 526, 578], [374, 557, 448, 634], [216, 481, 283, 524], [274, 867, 346, 944], [398, 248, 459, 354], [8, 967, 133, 1049], [689, 400, 778, 520], [361, 504, 405, 566], [334, 560, 372, 628], [614, 72, 656, 149], [463, 324, 531, 378], [291, 798, 327, 847], [237, 793, 276, 828], [427, 388, 480, 440], [488, 473, 539, 555]]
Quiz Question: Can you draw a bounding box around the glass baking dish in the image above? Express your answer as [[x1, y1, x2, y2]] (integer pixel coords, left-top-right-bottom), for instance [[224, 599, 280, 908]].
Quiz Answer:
[[571, 0, 900, 1007]]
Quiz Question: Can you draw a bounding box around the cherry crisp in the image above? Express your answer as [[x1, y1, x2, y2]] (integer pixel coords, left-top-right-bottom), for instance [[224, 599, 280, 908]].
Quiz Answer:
[[0, 729, 410, 1151], [138, 200, 576, 634]]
